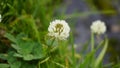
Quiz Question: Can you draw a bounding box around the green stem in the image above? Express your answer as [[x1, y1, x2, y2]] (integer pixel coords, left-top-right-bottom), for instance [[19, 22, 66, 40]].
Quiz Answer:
[[91, 32, 94, 51], [72, 43, 75, 68], [38, 39, 55, 68], [38, 57, 50, 68], [50, 38, 55, 46], [91, 32, 95, 67], [70, 32, 76, 68], [38, 61, 41, 68], [48, 38, 56, 53]]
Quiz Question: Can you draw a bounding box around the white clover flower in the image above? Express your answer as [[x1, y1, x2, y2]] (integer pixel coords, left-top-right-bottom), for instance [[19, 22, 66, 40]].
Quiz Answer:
[[0, 14, 1, 22], [48, 20, 70, 40], [90, 20, 106, 35]]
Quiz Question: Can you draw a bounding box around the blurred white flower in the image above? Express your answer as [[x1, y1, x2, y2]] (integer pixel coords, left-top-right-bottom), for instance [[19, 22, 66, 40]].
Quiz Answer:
[[0, 14, 1, 22], [90, 20, 106, 34], [48, 20, 70, 40]]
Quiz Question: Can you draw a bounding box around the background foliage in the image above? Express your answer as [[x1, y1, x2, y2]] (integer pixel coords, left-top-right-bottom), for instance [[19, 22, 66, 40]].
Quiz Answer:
[[0, 0, 120, 68]]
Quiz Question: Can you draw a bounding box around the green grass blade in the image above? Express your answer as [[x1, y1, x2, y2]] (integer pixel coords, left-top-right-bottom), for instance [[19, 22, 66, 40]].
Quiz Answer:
[[94, 39, 108, 68]]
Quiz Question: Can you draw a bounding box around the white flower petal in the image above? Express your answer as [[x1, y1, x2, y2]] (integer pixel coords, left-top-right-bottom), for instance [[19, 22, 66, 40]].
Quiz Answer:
[[90, 20, 106, 34], [48, 19, 70, 40]]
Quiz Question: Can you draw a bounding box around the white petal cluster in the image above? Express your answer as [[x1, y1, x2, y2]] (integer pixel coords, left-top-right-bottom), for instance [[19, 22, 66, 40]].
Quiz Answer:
[[0, 14, 1, 22], [48, 20, 70, 40], [90, 20, 106, 35]]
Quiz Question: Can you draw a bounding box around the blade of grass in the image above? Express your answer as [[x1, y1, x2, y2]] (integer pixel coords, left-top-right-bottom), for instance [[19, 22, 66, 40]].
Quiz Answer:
[[94, 39, 108, 68], [52, 61, 66, 68], [38, 57, 50, 68], [79, 50, 96, 68], [103, 62, 114, 68], [63, 10, 116, 19], [112, 63, 120, 68], [80, 40, 90, 54]]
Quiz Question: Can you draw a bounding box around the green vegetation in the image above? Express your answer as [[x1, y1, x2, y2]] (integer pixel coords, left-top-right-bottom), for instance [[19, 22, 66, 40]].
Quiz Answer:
[[0, 0, 120, 68]]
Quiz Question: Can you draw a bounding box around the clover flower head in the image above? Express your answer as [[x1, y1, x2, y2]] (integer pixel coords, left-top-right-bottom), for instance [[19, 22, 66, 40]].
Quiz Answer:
[[48, 20, 70, 40], [90, 20, 106, 35], [0, 14, 1, 22]]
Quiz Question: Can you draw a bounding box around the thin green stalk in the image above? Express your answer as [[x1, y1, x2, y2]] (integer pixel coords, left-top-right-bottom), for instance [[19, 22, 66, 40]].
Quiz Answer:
[[52, 61, 66, 68], [72, 43, 76, 68], [70, 32, 76, 68], [46, 61, 50, 68], [38, 57, 50, 68], [91, 32, 95, 67], [38, 38, 55, 68], [50, 38, 55, 46], [63, 10, 116, 19], [48, 38, 56, 53], [91, 32, 94, 51], [38, 62, 41, 68]]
